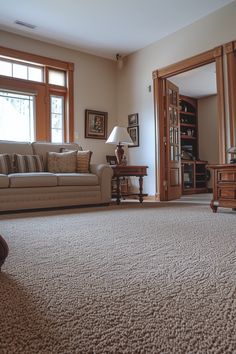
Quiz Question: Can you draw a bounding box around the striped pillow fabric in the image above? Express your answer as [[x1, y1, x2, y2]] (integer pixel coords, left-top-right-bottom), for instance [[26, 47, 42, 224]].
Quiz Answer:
[[0, 154, 13, 174], [76, 151, 92, 173], [14, 154, 44, 173]]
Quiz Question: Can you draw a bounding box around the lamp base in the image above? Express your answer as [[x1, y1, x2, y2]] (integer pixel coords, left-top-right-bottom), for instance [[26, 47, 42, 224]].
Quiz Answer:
[[115, 144, 124, 165]]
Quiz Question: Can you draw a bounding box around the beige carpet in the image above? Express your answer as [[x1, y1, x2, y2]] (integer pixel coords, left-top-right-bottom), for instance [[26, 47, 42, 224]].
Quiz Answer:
[[0, 202, 236, 353]]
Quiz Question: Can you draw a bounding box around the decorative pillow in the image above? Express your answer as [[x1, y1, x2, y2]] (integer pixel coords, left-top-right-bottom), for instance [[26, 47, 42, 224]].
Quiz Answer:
[[47, 151, 77, 173], [76, 150, 92, 173], [14, 154, 44, 173], [0, 154, 13, 174]]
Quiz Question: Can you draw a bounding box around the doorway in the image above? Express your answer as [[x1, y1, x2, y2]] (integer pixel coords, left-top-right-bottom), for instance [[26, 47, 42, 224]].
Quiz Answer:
[[169, 62, 219, 196], [153, 46, 226, 201]]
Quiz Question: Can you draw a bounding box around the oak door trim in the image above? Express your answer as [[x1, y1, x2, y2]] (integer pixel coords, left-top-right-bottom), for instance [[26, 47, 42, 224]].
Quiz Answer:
[[224, 41, 236, 148], [153, 46, 226, 200]]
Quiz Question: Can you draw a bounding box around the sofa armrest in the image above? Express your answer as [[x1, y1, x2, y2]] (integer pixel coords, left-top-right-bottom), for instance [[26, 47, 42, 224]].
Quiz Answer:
[[90, 164, 113, 203]]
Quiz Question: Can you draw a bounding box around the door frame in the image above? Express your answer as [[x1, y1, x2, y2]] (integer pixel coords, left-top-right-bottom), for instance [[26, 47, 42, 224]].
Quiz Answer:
[[153, 46, 226, 201]]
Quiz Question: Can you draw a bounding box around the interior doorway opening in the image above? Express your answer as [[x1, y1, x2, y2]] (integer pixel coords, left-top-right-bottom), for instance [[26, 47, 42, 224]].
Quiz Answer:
[[152, 46, 226, 201], [168, 62, 219, 196]]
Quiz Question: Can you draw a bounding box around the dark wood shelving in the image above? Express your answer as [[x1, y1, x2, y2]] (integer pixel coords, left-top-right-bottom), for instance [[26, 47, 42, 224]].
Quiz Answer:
[[179, 110, 196, 116], [181, 135, 196, 140], [180, 95, 208, 195], [180, 123, 196, 128]]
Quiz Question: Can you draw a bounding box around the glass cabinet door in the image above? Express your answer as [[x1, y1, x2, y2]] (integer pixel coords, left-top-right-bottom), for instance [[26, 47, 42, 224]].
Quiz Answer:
[[182, 162, 194, 190]]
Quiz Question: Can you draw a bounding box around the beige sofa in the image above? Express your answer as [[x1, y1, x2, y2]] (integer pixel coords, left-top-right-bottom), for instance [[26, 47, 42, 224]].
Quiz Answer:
[[0, 140, 113, 212]]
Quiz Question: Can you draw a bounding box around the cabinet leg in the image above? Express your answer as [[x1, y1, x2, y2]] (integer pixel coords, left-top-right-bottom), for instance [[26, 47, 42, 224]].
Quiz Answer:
[[210, 202, 217, 213]]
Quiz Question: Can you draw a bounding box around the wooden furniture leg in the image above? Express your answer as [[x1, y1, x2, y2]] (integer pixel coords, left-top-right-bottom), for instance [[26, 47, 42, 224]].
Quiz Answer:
[[210, 201, 218, 213], [139, 176, 144, 203], [116, 176, 121, 205]]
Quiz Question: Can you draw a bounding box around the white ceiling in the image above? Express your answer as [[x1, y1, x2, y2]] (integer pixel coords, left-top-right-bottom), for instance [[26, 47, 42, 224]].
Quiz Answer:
[[170, 63, 217, 98], [0, 0, 233, 60]]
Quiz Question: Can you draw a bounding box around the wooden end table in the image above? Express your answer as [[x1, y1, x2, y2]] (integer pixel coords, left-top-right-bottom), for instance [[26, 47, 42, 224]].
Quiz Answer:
[[111, 165, 148, 205]]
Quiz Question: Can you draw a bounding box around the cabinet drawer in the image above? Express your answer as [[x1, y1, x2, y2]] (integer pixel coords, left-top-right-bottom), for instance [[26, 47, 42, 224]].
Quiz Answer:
[[217, 171, 236, 182], [217, 188, 236, 199]]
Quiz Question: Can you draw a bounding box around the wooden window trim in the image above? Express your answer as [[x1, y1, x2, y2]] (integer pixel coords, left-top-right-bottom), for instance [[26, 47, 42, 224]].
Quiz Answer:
[[0, 46, 74, 142]]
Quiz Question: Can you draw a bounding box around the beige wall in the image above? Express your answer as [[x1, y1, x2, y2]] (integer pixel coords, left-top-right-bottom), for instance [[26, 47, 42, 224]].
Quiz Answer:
[[0, 30, 117, 164], [117, 1, 236, 195], [198, 95, 219, 164], [198, 95, 219, 188]]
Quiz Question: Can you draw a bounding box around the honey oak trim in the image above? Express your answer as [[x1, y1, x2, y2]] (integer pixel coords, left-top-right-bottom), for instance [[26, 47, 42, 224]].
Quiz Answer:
[[153, 46, 226, 200]]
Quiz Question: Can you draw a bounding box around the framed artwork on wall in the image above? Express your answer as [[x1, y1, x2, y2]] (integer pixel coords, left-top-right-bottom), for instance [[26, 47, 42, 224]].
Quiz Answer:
[[85, 109, 108, 139], [128, 113, 139, 127], [128, 126, 139, 147]]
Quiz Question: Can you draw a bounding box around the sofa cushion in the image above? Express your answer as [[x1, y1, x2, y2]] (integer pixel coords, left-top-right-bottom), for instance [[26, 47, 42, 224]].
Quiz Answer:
[[61, 148, 93, 173], [76, 151, 93, 173], [0, 154, 13, 174], [32, 142, 82, 166], [14, 154, 44, 173], [0, 140, 33, 155], [56, 173, 99, 186], [9, 173, 57, 188], [0, 174, 9, 188], [47, 151, 77, 173]]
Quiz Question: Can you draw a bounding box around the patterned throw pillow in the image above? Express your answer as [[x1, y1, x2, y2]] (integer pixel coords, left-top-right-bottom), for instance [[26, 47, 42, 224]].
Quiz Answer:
[[76, 151, 92, 173], [47, 151, 77, 173], [0, 154, 13, 175], [14, 154, 44, 173]]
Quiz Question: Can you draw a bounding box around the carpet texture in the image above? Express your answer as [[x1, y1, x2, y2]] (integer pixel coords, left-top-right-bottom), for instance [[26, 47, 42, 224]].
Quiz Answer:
[[0, 203, 236, 353]]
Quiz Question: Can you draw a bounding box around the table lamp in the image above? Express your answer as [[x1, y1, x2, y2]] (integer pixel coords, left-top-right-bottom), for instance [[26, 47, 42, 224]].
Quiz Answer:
[[106, 126, 134, 164]]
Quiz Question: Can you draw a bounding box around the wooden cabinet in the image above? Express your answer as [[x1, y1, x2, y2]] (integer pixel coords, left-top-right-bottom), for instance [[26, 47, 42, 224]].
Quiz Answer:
[[208, 164, 236, 212], [182, 160, 208, 194]]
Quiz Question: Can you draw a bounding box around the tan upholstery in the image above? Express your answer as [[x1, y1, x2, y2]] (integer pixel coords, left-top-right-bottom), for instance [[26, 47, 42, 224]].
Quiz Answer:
[[9, 173, 57, 188], [0, 174, 9, 188], [0, 234, 9, 270], [56, 173, 99, 186], [32, 142, 82, 166], [0, 141, 113, 211], [47, 151, 77, 173], [0, 140, 33, 155]]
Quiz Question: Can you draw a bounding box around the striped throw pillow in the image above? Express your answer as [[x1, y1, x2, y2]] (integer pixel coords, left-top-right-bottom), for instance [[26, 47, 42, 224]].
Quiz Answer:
[[0, 154, 13, 175], [14, 154, 44, 173], [76, 151, 92, 173]]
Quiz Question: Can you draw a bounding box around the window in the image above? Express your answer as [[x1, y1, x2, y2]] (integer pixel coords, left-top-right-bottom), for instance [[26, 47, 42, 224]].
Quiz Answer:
[[0, 58, 44, 82], [0, 91, 35, 142], [48, 69, 66, 86], [0, 46, 74, 142], [50, 95, 64, 143]]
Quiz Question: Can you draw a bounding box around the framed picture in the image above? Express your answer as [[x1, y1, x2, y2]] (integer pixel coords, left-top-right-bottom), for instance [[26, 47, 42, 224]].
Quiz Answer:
[[106, 155, 117, 165], [128, 126, 139, 147], [128, 113, 138, 127], [85, 109, 108, 139]]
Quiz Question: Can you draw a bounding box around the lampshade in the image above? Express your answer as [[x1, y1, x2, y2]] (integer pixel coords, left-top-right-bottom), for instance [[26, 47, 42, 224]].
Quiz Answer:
[[106, 126, 133, 165], [106, 126, 133, 146]]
